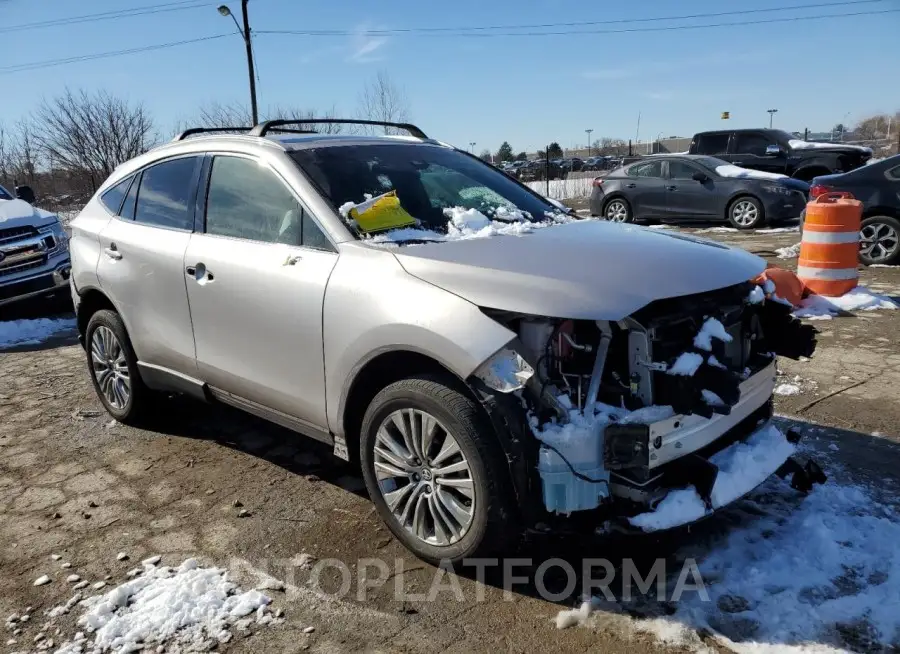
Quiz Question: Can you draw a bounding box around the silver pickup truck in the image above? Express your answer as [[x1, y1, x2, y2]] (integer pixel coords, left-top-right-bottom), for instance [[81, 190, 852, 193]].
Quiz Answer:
[[0, 183, 71, 309]]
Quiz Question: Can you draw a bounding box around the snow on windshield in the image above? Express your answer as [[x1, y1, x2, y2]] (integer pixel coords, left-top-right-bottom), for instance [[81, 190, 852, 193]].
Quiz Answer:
[[788, 139, 873, 154], [715, 164, 787, 181], [339, 197, 574, 246]]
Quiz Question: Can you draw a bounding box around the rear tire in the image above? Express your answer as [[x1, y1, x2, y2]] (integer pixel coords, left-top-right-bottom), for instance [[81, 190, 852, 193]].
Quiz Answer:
[[859, 216, 900, 266], [359, 374, 515, 564], [85, 309, 155, 425], [727, 195, 765, 229], [604, 197, 633, 223]]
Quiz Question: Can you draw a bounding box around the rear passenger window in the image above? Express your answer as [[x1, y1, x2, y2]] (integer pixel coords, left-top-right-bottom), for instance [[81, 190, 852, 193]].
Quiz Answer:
[[627, 161, 663, 178], [695, 133, 730, 155], [100, 177, 132, 215], [134, 157, 198, 230], [205, 156, 332, 249]]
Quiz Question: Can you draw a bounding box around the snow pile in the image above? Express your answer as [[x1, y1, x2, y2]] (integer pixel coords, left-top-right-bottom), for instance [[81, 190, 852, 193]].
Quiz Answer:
[[628, 423, 795, 531], [697, 226, 738, 234], [693, 317, 732, 351], [789, 139, 872, 154], [48, 558, 277, 653], [774, 383, 801, 396], [793, 286, 899, 320], [747, 285, 765, 304], [365, 205, 573, 246], [0, 317, 76, 349], [667, 352, 704, 376], [715, 165, 788, 181], [775, 243, 801, 259], [756, 226, 800, 234]]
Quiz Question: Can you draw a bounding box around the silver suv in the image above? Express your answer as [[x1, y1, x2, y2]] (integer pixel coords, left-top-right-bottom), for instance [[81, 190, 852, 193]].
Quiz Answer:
[[1, 183, 71, 308], [69, 120, 820, 563]]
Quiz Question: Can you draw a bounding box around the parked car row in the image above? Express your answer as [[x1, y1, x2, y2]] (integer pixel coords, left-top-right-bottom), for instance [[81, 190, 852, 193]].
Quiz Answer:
[[498, 155, 623, 181]]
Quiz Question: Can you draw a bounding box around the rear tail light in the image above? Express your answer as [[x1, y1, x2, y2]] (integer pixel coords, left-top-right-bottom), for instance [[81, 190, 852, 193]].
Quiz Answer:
[[592, 177, 604, 188], [809, 184, 833, 198]]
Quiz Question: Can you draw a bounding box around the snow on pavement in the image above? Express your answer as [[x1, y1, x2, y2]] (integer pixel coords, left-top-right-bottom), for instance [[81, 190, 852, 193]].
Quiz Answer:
[[0, 317, 76, 349], [793, 286, 899, 320], [561, 449, 900, 652], [23, 558, 279, 653]]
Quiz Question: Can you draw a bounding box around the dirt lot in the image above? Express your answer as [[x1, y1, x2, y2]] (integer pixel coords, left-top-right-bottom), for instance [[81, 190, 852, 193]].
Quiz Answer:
[[2, 223, 899, 653]]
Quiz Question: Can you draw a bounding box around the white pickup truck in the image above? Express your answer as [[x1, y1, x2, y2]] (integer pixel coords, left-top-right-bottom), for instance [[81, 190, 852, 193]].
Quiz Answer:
[[0, 183, 71, 309]]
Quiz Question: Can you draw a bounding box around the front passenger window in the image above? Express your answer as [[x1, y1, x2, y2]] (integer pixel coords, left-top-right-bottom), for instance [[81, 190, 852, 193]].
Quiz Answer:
[[206, 157, 303, 245]]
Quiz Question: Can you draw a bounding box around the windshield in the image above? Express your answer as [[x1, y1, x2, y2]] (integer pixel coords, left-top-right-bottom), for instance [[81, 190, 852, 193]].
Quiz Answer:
[[771, 130, 798, 143], [290, 143, 559, 238], [0, 184, 12, 201]]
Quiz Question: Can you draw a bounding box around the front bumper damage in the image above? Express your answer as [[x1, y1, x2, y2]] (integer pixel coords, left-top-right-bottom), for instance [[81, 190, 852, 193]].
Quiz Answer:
[[471, 280, 825, 536]]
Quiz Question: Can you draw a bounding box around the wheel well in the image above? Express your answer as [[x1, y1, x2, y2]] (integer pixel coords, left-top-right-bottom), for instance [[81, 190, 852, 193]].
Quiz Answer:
[[341, 351, 471, 461], [76, 289, 116, 339], [792, 167, 830, 182]]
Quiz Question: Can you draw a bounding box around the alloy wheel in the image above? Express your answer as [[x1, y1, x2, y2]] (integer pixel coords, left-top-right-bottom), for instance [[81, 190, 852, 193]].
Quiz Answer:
[[860, 222, 899, 262], [606, 200, 628, 222], [373, 408, 475, 547], [732, 200, 759, 227], [90, 326, 131, 410]]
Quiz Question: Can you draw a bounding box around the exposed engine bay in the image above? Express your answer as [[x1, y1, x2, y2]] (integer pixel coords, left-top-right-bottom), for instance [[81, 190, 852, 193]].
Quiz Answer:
[[476, 280, 822, 530]]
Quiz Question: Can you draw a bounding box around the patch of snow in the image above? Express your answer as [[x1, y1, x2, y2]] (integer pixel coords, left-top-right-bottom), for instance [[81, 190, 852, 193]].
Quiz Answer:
[[789, 139, 872, 153], [693, 317, 733, 351], [51, 558, 277, 654], [34, 575, 51, 586], [556, 600, 594, 629], [667, 352, 704, 376], [647, 224, 673, 229], [0, 318, 76, 349], [619, 405, 676, 425], [747, 285, 765, 304], [702, 389, 726, 406], [697, 226, 739, 234], [793, 286, 899, 320], [756, 226, 800, 234], [715, 164, 788, 181], [629, 422, 795, 531], [776, 243, 801, 259], [774, 383, 801, 396]]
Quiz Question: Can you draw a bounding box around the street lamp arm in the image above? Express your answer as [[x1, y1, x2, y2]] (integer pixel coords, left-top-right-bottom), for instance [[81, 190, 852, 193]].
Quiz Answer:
[[228, 13, 246, 40]]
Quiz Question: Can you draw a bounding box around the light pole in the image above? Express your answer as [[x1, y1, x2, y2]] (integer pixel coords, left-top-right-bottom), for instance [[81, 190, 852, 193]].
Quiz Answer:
[[585, 128, 593, 157], [767, 108, 778, 128], [469, 142, 476, 153], [218, 1, 258, 125]]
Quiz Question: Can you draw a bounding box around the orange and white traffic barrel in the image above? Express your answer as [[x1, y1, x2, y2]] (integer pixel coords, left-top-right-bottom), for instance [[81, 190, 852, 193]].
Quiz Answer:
[[798, 192, 862, 297]]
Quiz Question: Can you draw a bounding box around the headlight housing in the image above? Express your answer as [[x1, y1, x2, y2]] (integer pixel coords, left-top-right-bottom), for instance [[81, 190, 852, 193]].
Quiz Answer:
[[39, 218, 68, 252], [761, 184, 792, 196], [474, 348, 534, 393]]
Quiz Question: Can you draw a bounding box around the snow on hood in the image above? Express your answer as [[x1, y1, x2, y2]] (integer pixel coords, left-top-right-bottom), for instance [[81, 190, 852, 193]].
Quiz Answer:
[[393, 219, 765, 321], [789, 139, 873, 154], [715, 165, 787, 181], [0, 197, 59, 229]]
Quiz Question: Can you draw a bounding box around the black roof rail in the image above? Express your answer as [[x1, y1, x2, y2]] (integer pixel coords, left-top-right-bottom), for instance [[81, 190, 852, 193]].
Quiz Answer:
[[172, 127, 253, 142], [249, 118, 428, 139]]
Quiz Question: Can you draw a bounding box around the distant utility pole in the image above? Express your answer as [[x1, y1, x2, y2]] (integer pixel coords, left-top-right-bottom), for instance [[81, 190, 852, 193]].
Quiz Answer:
[[585, 128, 593, 157], [767, 108, 778, 128], [218, 0, 258, 125]]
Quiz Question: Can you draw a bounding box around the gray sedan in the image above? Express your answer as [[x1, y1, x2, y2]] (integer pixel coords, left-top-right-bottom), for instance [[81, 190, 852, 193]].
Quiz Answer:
[[590, 154, 809, 229]]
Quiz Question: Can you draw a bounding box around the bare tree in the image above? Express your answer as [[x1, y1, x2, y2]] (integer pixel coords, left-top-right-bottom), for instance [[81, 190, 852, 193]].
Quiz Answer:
[[32, 89, 156, 193], [0, 119, 38, 188], [357, 71, 411, 134], [180, 101, 345, 135]]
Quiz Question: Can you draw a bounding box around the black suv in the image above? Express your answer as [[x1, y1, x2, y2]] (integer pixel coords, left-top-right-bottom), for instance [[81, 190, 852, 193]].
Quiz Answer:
[[688, 129, 872, 181]]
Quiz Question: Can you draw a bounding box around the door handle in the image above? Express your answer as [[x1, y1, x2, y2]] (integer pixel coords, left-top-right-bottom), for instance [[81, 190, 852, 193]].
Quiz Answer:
[[104, 244, 122, 260], [666, 185, 678, 191], [185, 266, 196, 276], [625, 183, 637, 188], [186, 264, 214, 282], [283, 254, 302, 266]]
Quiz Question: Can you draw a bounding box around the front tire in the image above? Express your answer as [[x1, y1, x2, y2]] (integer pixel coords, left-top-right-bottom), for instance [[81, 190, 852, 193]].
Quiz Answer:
[[359, 374, 514, 564], [85, 309, 154, 424], [859, 216, 900, 266], [604, 197, 633, 223], [727, 196, 765, 229]]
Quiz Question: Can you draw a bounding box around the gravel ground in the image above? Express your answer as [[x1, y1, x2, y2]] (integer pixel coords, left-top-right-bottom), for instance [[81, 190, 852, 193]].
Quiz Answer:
[[2, 221, 899, 653]]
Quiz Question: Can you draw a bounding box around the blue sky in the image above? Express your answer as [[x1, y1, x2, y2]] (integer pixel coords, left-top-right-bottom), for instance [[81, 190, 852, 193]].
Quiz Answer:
[[1, 0, 898, 154]]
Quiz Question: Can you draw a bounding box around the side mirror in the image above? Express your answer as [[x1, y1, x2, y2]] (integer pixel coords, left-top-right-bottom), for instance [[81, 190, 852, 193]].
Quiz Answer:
[[765, 144, 783, 156], [692, 171, 709, 182], [15, 185, 36, 204]]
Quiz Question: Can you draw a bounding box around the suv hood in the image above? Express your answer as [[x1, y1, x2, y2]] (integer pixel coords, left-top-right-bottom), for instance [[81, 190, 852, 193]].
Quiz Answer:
[[0, 199, 58, 230], [393, 220, 765, 320]]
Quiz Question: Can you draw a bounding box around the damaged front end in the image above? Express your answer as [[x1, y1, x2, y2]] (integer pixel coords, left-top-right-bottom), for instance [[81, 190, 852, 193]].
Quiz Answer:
[[470, 280, 823, 534]]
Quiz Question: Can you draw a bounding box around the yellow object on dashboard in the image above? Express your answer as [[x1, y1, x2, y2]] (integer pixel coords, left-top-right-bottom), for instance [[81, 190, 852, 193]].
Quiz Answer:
[[349, 191, 417, 233]]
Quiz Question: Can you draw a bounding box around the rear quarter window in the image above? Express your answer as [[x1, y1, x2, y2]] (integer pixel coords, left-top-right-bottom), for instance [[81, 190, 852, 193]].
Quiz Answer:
[[100, 177, 133, 214]]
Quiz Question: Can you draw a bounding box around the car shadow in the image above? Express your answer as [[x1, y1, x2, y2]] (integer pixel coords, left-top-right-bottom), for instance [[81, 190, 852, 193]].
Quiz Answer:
[[132, 394, 900, 652]]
